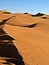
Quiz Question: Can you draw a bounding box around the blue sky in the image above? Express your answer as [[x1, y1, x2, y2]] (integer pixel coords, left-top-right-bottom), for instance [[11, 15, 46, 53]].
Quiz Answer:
[[0, 0, 49, 14]]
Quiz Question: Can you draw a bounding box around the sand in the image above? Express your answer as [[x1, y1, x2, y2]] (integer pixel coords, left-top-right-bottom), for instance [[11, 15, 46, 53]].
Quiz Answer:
[[0, 10, 49, 65]]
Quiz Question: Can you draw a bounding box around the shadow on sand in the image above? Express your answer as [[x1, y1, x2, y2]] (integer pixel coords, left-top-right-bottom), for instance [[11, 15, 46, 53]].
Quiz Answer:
[[41, 17, 47, 19], [2, 12, 11, 14], [0, 16, 15, 25], [0, 16, 36, 29], [22, 23, 37, 28], [31, 13, 44, 17], [0, 29, 25, 65]]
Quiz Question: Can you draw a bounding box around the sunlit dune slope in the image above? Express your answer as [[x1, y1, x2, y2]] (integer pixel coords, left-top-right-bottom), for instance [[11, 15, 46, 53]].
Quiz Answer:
[[0, 10, 49, 65], [0, 10, 13, 21]]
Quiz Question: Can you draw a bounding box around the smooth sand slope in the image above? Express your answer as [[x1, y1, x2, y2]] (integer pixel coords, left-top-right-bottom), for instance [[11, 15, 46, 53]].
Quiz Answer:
[[0, 10, 49, 65]]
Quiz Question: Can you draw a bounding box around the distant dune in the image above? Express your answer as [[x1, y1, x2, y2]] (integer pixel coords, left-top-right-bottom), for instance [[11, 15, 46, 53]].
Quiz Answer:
[[0, 10, 49, 65]]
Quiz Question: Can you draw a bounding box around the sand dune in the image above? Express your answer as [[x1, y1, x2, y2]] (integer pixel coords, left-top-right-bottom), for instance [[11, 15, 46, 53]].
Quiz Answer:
[[0, 10, 49, 65]]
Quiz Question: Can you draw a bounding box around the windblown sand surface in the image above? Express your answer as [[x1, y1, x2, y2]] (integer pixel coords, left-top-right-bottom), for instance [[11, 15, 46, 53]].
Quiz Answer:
[[0, 10, 49, 65]]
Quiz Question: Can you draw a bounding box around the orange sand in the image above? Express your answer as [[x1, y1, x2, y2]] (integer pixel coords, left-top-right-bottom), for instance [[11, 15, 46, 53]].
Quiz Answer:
[[0, 10, 49, 65]]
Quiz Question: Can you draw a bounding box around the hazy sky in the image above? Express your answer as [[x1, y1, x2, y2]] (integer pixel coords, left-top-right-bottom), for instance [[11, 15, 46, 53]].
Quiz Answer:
[[0, 0, 49, 14]]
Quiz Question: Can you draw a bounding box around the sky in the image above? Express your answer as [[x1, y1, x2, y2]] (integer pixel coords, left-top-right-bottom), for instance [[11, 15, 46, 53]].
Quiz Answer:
[[0, 0, 49, 14]]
